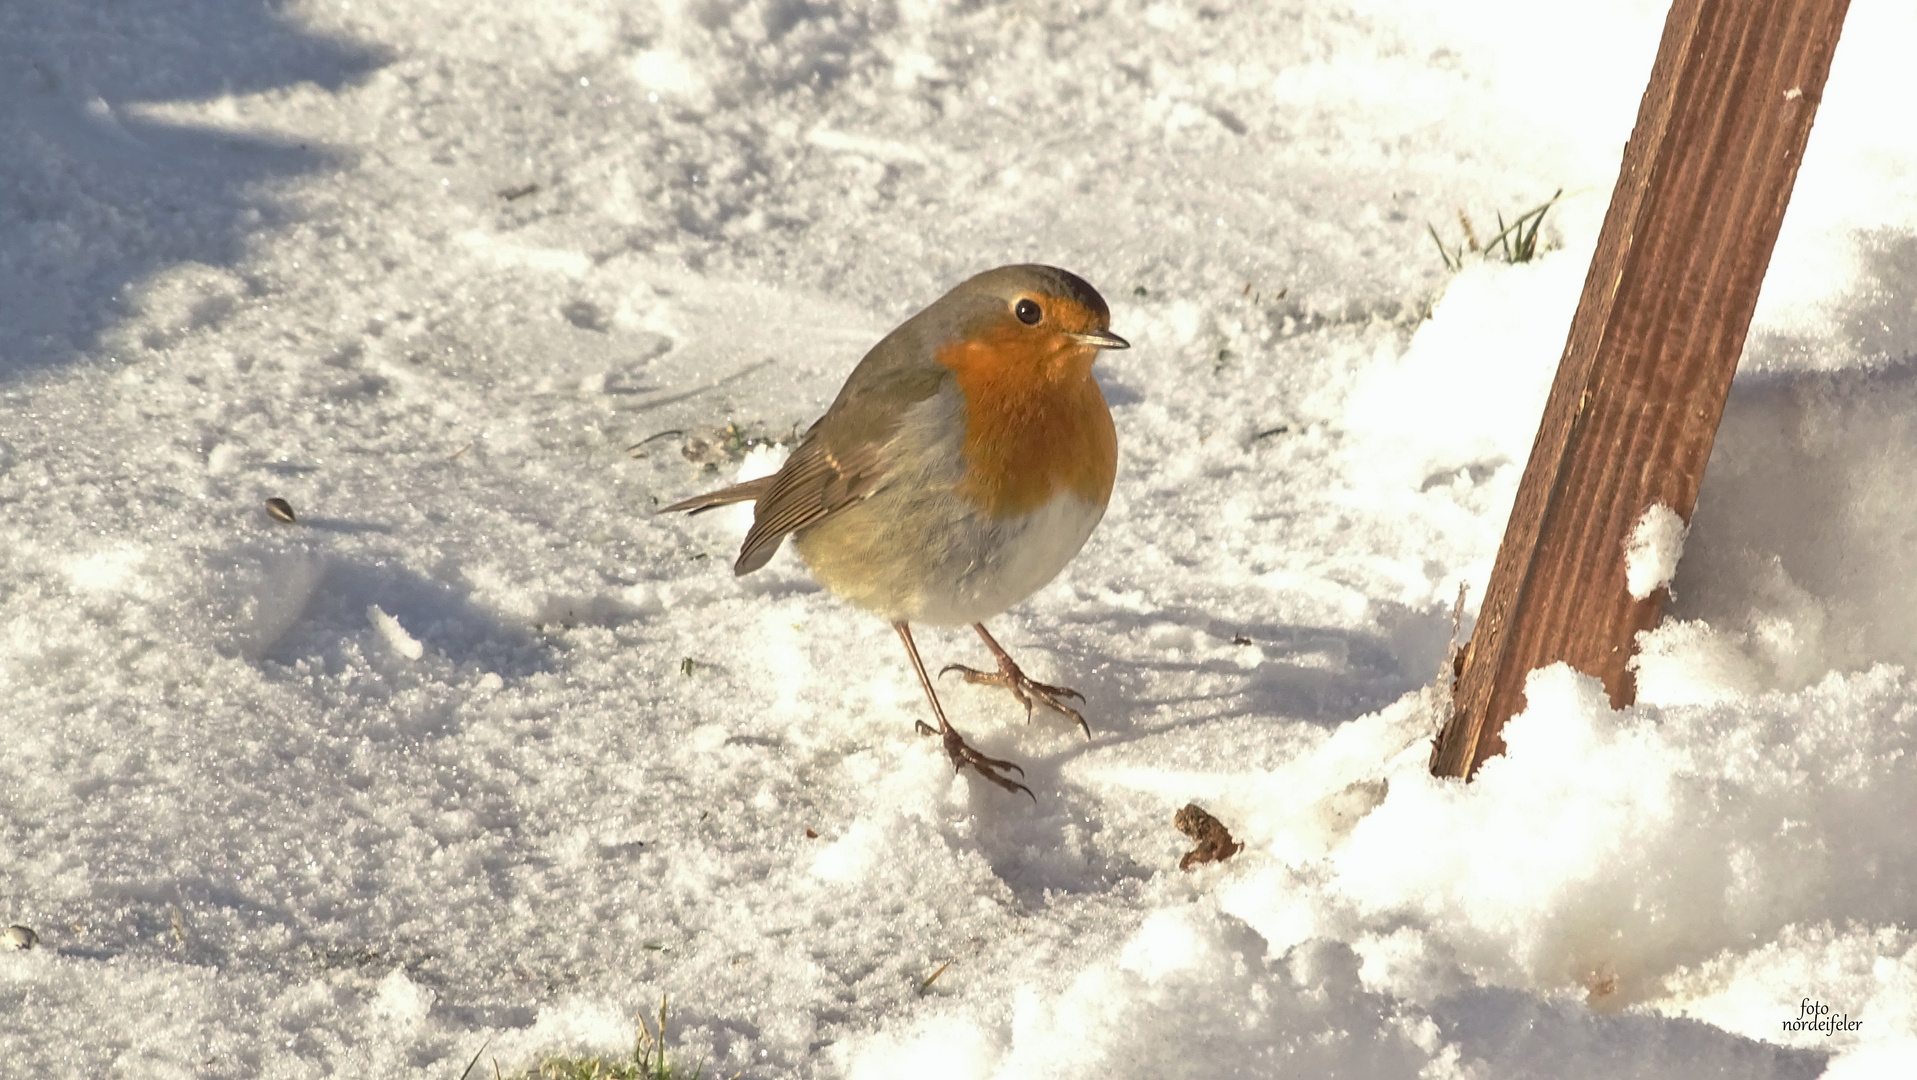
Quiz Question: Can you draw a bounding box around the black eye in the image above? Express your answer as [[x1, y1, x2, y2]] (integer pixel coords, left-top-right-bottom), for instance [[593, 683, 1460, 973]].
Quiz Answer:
[[1014, 298, 1042, 325]]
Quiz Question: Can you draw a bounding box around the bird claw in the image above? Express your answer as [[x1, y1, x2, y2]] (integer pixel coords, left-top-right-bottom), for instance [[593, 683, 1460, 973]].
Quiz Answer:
[[918, 719, 1033, 800], [940, 661, 1092, 740]]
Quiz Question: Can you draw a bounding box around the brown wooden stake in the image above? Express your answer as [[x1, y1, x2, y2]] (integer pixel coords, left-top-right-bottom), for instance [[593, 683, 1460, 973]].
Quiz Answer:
[[1431, 0, 1851, 780]]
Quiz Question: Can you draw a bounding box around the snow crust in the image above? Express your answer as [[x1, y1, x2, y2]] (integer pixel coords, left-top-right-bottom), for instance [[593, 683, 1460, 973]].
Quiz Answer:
[[3, 0, 1916, 1077]]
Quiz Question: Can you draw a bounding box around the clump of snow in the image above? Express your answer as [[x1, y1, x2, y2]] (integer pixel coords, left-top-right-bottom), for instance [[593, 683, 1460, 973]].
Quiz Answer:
[[844, 904, 1449, 1080], [1625, 502, 1689, 600], [373, 968, 436, 1026], [369, 603, 426, 661], [1321, 662, 1917, 1010], [1631, 618, 1766, 707]]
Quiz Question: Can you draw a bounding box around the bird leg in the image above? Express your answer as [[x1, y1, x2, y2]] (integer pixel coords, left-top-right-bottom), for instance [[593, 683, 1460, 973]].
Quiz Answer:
[[894, 622, 1033, 800], [940, 623, 1091, 740]]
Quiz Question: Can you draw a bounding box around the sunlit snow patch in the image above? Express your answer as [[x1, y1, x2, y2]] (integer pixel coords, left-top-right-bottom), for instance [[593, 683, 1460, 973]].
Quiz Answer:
[[63, 545, 147, 594]]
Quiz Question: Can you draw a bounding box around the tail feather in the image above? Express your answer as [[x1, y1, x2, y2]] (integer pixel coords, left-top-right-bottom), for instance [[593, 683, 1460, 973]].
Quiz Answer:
[[660, 476, 776, 515]]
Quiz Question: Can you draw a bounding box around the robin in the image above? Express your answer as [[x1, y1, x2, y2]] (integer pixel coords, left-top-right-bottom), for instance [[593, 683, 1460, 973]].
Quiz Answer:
[[663, 264, 1127, 797]]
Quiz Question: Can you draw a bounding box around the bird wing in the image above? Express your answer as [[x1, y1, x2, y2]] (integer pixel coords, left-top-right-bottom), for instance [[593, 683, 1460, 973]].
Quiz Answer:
[[661, 326, 951, 576], [730, 435, 888, 575], [732, 355, 950, 576], [661, 453, 871, 576]]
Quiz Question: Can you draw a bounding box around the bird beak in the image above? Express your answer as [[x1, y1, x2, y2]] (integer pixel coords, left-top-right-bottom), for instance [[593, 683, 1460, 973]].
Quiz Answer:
[[1069, 328, 1130, 350]]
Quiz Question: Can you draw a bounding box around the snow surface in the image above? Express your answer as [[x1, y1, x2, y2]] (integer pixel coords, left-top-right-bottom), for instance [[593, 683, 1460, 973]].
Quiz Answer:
[[3, 0, 1917, 1076]]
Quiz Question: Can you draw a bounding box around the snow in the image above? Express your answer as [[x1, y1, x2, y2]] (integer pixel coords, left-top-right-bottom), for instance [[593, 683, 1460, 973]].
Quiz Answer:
[[2, 0, 1915, 1077], [1626, 503, 1687, 601]]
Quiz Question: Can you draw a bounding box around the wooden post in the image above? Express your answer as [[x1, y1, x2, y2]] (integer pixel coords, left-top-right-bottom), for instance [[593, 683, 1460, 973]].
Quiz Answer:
[[1431, 0, 1851, 779]]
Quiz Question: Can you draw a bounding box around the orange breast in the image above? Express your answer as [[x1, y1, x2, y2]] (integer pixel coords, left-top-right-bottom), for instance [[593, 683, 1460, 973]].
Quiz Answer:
[[937, 327, 1118, 519]]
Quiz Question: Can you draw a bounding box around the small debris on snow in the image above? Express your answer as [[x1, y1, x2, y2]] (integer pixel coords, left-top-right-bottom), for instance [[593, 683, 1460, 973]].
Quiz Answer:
[[1174, 803, 1246, 871]]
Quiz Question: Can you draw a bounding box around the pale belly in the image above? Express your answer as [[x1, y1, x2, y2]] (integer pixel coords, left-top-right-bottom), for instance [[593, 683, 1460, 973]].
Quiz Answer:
[[794, 484, 1105, 626]]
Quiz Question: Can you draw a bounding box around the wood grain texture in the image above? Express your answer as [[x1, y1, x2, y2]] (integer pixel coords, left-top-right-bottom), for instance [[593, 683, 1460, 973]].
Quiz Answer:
[[1432, 0, 1851, 779]]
